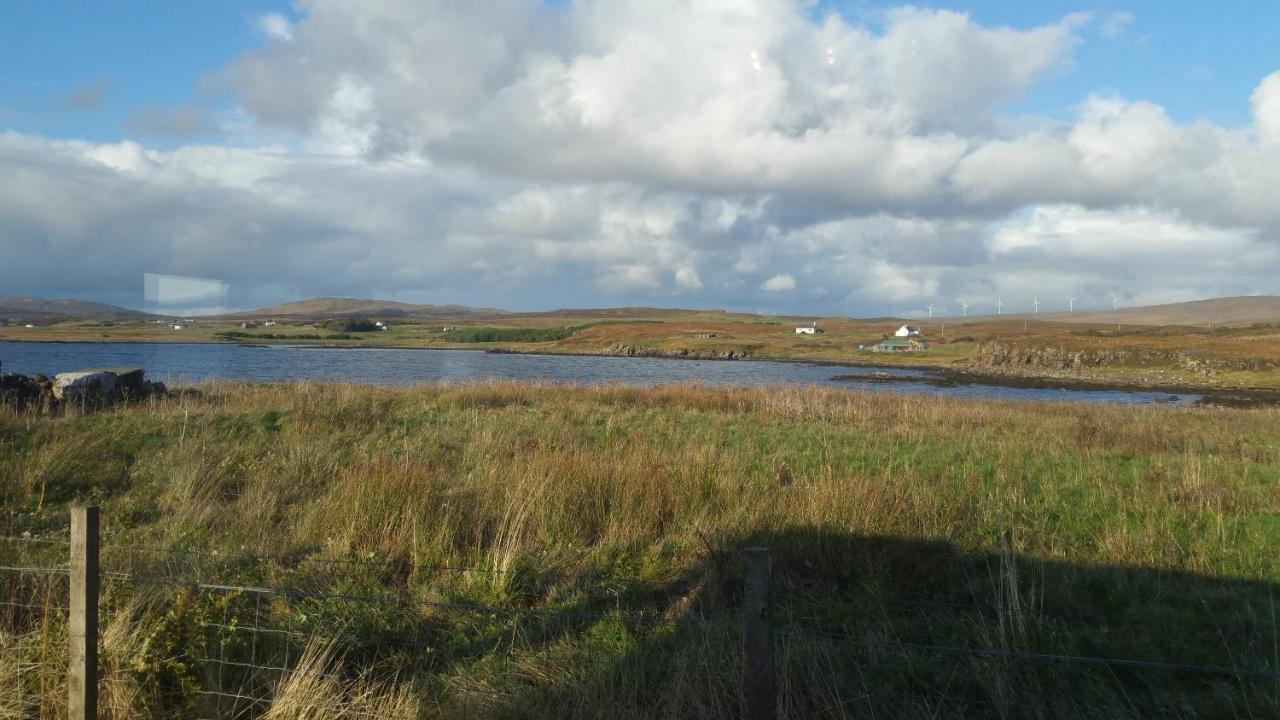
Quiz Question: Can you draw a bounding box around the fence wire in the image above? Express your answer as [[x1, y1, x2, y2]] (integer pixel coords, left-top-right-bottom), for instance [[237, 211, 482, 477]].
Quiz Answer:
[[7, 533, 1280, 718]]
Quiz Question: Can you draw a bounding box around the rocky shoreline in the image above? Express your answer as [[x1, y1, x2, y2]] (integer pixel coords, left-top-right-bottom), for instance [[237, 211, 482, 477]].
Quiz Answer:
[[831, 366, 1280, 407], [0, 365, 167, 410]]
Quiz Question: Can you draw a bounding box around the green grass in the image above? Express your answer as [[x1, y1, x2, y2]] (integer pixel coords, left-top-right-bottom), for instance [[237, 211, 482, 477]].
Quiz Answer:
[[3, 383, 1280, 718], [440, 320, 658, 343], [440, 326, 579, 343]]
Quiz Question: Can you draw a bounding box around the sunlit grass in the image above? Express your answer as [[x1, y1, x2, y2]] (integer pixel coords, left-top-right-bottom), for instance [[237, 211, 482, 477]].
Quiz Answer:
[[3, 382, 1279, 717]]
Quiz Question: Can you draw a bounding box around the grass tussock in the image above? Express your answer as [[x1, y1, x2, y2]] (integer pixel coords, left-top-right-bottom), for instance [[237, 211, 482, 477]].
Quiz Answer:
[[3, 381, 1280, 717]]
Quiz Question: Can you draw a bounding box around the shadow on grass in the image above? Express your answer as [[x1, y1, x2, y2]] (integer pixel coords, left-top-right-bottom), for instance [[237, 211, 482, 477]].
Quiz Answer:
[[116, 529, 1280, 719], [440, 530, 1280, 720]]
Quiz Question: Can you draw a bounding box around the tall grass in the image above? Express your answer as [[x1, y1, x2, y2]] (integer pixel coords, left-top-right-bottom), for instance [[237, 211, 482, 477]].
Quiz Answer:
[[3, 382, 1280, 717]]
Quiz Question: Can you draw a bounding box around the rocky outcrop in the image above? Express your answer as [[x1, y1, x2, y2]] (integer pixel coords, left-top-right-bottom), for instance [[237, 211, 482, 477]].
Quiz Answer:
[[0, 372, 53, 409], [1, 366, 165, 410], [603, 343, 751, 360], [973, 343, 1280, 377]]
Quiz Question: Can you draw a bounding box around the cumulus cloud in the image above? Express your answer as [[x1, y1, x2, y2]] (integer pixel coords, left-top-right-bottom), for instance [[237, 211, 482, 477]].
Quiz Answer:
[[761, 274, 796, 292], [5, 1, 1280, 315], [258, 13, 293, 42], [1252, 72, 1280, 144]]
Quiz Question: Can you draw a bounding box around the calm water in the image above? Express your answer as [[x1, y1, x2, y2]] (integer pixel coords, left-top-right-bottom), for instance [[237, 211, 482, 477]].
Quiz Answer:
[[0, 340, 1196, 406]]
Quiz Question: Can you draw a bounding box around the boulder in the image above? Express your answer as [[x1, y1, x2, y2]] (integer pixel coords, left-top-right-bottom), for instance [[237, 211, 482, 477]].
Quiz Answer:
[[52, 370, 118, 401], [101, 367, 146, 395]]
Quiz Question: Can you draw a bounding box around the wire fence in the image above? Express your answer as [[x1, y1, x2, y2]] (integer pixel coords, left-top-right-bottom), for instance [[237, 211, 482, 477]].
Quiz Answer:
[[5, 522, 1280, 719]]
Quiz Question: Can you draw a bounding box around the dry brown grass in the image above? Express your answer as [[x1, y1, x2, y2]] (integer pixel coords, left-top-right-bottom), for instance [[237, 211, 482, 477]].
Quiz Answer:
[[4, 382, 1280, 717]]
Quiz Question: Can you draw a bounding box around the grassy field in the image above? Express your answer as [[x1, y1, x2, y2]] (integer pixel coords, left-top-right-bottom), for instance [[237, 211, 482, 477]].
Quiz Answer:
[[3, 382, 1280, 718]]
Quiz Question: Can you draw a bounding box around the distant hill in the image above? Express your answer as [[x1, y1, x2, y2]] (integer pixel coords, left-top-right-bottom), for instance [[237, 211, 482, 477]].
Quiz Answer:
[[950, 296, 1280, 327], [0, 297, 152, 322], [514, 307, 730, 319], [1038, 296, 1280, 327], [225, 297, 507, 320]]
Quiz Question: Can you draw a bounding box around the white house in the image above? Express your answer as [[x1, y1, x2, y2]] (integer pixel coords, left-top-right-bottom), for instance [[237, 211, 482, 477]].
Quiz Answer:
[[795, 323, 824, 335], [895, 325, 921, 337]]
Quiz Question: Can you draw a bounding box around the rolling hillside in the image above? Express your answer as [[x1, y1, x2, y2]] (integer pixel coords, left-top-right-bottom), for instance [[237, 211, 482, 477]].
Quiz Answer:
[[0, 297, 152, 321], [224, 297, 507, 319], [950, 296, 1280, 327]]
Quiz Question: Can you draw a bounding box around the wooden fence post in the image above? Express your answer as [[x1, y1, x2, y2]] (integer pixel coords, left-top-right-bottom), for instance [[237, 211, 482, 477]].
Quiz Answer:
[[70, 505, 99, 720], [743, 546, 775, 720]]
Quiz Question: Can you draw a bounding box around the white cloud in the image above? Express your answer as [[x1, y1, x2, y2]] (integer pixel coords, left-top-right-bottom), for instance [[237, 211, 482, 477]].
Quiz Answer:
[[761, 274, 796, 292], [5, 2, 1280, 315], [1252, 72, 1280, 144], [259, 14, 293, 42], [675, 267, 703, 289], [1099, 11, 1134, 39]]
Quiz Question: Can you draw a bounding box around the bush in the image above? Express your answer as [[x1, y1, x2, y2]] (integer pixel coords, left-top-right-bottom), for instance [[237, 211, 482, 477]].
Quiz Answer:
[[215, 332, 352, 341], [441, 320, 661, 344], [443, 326, 575, 343], [321, 318, 380, 332]]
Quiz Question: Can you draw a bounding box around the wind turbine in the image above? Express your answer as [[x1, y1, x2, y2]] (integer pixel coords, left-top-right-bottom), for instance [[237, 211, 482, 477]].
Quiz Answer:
[[1032, 296, 1042, 314], [1111, 293, 1121, 311], [926, 303, 935, 318], [1066, 296, 1078, 312], [995, 297, 1004, 315], [961, 302, 969, 317]]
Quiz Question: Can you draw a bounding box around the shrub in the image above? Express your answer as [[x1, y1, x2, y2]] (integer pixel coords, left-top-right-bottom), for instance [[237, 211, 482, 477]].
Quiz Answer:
[[321, 318, 380, 333]]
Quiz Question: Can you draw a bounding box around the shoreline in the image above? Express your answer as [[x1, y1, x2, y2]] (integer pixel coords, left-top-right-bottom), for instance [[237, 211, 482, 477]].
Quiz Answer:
[[5, 336, 1280, 404]]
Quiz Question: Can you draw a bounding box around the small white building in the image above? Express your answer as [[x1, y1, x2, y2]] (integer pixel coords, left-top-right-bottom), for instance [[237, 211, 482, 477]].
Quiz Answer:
[[894, 325, 921, 337], [172, 324, 184, 331], [794, 323, 824, 335]]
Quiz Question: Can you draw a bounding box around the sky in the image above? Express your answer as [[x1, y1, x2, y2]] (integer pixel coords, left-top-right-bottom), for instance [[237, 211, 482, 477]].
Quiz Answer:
[[3, 1, 1280, 316]]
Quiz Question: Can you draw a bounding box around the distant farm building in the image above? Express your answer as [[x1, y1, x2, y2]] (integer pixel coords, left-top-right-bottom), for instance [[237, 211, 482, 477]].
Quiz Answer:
[[874, 337, 925, 352], [240, 321, 259, 329], [794, 323, 824, 335], [895, 325, 921, 337]]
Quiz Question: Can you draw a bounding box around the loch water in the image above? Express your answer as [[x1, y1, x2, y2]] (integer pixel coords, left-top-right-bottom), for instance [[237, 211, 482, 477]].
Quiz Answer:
[[0, 340, 1198, 406]]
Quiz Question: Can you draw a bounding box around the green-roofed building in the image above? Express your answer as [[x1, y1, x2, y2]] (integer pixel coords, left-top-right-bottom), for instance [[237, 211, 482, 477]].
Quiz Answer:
[[874, 337, 924, 352]]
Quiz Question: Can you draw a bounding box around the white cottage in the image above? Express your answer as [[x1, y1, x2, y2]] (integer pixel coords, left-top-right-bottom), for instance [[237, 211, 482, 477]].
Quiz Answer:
[[795, 323, 824, 335], [894, 325, 921, 337]]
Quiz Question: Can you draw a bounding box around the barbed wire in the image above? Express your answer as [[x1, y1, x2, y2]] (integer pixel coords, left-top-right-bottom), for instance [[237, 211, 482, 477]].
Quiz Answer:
[[0, 535, 71, 547], [785, 625, 1280, 680], [106, 570, 669, 623], [782, 596, 1280, 635], [196, 656, 345, 682], [98, 541, 676, 588], [0, 564, 69, 576]]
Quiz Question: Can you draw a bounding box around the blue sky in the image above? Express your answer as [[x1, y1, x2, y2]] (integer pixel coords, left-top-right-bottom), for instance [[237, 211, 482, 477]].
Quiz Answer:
[[4, 1, 1274, 144], [0, 1, 290, 144], [2, 1, 1279, 314]]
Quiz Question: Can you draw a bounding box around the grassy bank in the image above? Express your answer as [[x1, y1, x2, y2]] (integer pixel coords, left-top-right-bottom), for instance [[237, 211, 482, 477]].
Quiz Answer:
[[3, 383, 1280, 718]]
